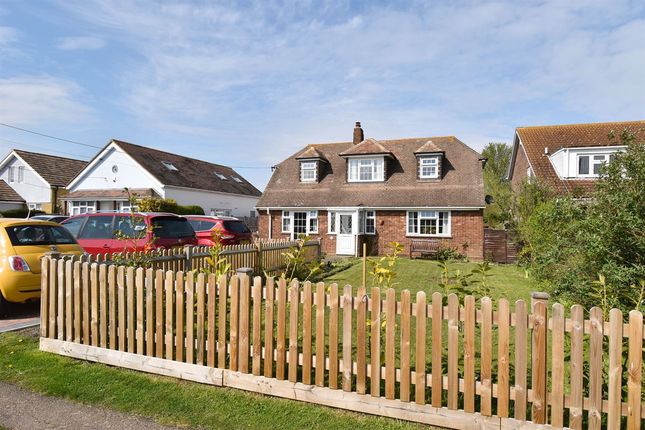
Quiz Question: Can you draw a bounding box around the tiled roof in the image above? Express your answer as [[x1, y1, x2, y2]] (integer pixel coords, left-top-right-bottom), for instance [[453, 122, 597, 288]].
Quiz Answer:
[[110, 140, 261, 197], [14, 150, 87, 187], [295, 146, 326, 160], [339, 138, 393, 157], [0, 179, 25, 202], [513, 120, 645, 194], [257, 136, 485, 208], [63, 188, 159, 200], [415, 140, 444, 154]]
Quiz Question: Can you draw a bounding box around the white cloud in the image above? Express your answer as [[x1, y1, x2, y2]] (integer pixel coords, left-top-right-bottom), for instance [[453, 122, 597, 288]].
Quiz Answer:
[[56, 35, 106, 50], [0, 26, 17, 45], [50, 0, 645, 189], [0, 76, 92, 125]]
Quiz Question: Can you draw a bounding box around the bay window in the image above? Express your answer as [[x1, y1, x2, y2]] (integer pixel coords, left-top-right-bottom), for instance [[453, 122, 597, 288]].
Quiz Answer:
[[407, 211, 450, 236], [348, 158, 384, 182]]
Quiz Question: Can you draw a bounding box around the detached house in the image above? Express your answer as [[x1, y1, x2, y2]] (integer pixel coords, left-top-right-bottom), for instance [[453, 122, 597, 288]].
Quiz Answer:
[[257, 122, 485, 258], [65, 139, 261, 216], [507, 120, 645, 195], [0, 150, 87, 212]]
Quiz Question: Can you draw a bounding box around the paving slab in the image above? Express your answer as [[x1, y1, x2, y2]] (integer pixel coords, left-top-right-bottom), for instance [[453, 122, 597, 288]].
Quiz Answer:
[[0, 301, 40, 333]]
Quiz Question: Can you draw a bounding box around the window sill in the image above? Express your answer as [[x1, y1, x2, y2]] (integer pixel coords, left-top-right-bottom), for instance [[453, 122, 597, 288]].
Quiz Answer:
[[405, 234, 452, 239]]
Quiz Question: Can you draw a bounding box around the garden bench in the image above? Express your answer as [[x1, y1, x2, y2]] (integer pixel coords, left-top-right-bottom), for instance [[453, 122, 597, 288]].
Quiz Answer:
[[409, 238, 441, 259]]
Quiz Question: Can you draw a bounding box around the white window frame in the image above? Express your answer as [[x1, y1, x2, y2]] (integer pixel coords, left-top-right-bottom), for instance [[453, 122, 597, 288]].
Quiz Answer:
[[577, 153, 612, 178], [362, 210, 376, 234], [17, 166, 24, 182], [281, 211, 291, 233], [419, 156, 439, 179], [406, 210, 451, 237], [71, 201, 96, 216], [348, 157, 384, 182], [328, 211, 337, 234], [8, 166, 14, 182], [300, 161, 317, 182], [283, 210, 319, 235]]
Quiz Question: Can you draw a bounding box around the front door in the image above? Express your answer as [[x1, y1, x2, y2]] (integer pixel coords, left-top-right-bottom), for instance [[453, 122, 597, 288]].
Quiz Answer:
[[336, 213, 355, 255]]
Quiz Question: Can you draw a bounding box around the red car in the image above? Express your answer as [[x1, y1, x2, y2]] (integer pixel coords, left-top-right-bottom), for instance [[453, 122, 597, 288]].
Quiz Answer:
[[61, 212, 197, 255], [186, 216, 252, 246]]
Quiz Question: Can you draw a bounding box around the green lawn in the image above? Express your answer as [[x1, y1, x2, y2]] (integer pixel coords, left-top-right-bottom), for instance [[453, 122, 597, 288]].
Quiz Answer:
[[0, 330, 426, 430], [324, 257, 534, 303]]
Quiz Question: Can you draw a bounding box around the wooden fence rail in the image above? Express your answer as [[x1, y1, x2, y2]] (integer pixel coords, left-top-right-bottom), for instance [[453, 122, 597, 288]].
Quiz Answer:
[[56, 239, 320, 276], [39, 258, 644, 429]]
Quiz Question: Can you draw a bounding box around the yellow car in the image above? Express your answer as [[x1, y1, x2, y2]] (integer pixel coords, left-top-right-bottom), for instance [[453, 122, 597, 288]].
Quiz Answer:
[[0, 219, 84, 316]]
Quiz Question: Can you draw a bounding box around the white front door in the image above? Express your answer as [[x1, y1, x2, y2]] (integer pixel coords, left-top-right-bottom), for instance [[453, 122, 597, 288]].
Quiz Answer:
[[336, 212, 355, 255]]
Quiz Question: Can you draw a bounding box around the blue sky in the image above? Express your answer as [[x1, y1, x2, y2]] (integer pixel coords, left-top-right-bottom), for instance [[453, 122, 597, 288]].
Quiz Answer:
[[1, 0, 644, 189]]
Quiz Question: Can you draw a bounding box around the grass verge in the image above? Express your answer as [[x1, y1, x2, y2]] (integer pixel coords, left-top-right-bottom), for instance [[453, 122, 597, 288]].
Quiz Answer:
[[0, 330, 427, 430]]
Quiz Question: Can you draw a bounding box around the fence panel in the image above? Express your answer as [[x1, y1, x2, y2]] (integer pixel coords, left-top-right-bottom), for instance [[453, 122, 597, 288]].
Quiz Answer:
[[40, 257, 645, 430]]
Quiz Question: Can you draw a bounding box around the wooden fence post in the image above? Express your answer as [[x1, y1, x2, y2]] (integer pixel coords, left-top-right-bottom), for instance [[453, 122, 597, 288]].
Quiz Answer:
[[256, 241, 263, 275], [531, 292, 549, 424], [184, 245, 193, 272]]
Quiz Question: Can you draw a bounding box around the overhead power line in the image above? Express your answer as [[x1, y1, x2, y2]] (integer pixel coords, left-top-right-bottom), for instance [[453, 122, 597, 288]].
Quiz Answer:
[[0, 122, 272, 169], [0, 122, 102, 149]]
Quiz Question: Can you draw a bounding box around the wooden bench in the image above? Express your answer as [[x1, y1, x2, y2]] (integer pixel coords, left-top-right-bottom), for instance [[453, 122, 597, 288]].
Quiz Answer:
[[409, 238, 441, 259]]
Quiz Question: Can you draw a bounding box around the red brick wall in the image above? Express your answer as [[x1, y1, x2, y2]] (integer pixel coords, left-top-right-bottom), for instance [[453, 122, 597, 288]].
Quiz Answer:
[[258, 209, 484, 260], [511, 143, 530, 192]]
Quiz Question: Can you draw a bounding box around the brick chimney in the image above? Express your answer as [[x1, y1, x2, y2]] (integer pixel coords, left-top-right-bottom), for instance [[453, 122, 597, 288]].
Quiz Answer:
[[353, 121, 364, 145]]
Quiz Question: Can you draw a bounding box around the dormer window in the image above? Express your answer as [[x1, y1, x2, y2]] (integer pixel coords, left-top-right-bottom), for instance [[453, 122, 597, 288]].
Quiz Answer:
[[348, 157, 384, 182], [419, 156, 440, 179], [162, 161, 178, 171], [300, 161, 317, 182]]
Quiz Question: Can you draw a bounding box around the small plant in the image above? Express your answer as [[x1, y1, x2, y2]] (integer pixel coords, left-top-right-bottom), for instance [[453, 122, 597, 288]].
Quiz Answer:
[[111, 188, 157, 267], [435, 246, 466, 262], [278, 235, 323, 284], [201, 227, 231, 277], [470, 261, 493, 298], [367, 242, 403, 289]]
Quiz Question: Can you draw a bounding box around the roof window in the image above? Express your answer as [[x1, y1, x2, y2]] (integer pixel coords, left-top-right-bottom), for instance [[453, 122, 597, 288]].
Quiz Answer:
[[215, 172, 228, 180], [161, 161, 178, 171], [232, 176, 243, 183]]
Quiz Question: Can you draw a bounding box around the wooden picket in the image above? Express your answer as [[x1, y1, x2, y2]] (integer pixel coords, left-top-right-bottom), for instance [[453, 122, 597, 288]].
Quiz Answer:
[[40, 257, 645, 430]]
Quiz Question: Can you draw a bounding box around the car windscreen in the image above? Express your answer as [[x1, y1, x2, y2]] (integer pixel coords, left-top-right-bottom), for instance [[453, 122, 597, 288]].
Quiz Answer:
[[223, 220, 250, 234], [152, 217, 195, 238], [5, 225, 78, 246]]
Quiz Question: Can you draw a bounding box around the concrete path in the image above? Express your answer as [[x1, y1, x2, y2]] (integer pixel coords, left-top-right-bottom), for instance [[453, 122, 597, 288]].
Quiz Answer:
[[0, 382, 184, 430]]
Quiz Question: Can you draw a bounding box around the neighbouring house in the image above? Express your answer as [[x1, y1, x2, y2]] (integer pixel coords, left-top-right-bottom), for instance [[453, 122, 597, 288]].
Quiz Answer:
[[256, 122, 486, 258], [0, 150, 88, 212], [507, 120, 645, 195], [64, 139, 261, 217], [0, 179, 25, 212]]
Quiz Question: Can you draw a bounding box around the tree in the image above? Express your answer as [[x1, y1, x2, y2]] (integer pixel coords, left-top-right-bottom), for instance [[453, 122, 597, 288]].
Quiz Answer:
[[481, 142, 513, 227], [521, 130, 645, 313]]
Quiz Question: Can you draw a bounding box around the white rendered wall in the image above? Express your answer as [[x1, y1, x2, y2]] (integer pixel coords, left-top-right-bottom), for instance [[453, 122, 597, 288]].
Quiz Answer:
[[69, 145, 162, 194], [163, 186, 259, 217], [0, 156, 50, 204]]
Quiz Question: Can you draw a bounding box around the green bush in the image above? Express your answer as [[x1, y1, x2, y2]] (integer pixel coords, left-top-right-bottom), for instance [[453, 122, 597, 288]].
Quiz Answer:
[[135, 196, 204, 215]]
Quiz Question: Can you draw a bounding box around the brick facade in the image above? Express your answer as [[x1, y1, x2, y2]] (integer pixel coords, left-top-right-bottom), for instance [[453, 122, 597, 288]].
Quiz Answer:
[[258, 209, 484, 260]]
